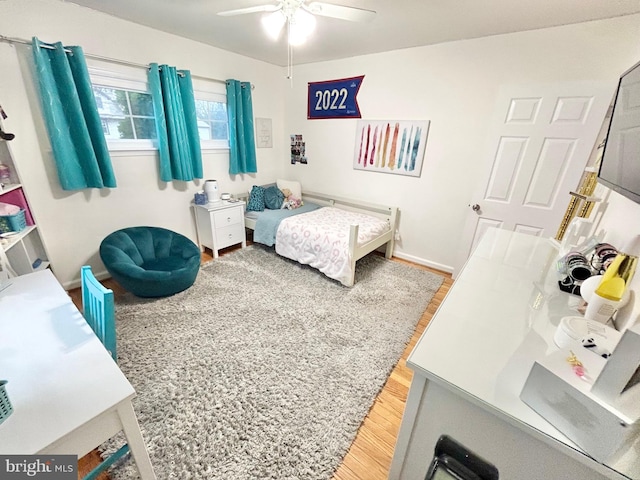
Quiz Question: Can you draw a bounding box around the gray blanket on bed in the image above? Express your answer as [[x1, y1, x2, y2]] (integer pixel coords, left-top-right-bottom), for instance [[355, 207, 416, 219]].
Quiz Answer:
[[253, 202, 321, 246]]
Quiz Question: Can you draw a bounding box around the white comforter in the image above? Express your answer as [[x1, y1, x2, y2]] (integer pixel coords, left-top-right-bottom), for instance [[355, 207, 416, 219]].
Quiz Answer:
[[275, 207, 390, 286]]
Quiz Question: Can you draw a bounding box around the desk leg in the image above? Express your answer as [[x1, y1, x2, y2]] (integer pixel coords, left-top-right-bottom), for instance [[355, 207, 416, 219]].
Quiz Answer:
[[388, 374, 427, 480], [117, 402, 156, 480]]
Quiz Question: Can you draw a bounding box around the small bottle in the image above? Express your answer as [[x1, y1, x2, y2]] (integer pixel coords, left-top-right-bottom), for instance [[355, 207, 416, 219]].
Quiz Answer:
[[585, 237, 639, 324], [584, 293, 620, 324]]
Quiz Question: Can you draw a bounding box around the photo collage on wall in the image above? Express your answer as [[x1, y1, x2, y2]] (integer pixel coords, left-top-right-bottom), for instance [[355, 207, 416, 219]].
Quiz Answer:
[[290, 134, 307, 164]]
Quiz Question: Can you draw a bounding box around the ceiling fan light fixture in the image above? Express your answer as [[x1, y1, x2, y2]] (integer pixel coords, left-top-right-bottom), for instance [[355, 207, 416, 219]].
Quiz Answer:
[[288, 8, 316, 46], [261, 10, 286, 40]]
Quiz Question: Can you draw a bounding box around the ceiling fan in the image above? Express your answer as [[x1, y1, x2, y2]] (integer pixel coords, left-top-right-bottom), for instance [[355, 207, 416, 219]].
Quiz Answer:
[[217, 0, 376, 46]]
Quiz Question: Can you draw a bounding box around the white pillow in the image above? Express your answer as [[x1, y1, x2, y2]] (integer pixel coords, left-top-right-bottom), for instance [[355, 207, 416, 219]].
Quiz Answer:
[[276, 179, 302, 199]]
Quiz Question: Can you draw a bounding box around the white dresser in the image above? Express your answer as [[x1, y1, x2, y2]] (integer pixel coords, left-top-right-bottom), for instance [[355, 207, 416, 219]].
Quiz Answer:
[[389, 227, 639, 480], [192, 200, 246, 258]]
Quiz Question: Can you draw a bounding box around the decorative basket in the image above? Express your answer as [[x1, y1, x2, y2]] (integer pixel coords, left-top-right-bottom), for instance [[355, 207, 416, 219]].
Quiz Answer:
[[0, 209, 26, 234], [0, 380, 12, 425]]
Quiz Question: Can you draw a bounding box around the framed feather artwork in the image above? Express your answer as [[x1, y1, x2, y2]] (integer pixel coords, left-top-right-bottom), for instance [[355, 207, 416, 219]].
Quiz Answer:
[[353, 120, 430, 177]]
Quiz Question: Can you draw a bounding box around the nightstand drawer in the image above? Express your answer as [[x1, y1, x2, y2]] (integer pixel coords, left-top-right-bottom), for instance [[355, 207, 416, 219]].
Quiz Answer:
[[213, 207, 243, 227], [215, 224, 244, 249]]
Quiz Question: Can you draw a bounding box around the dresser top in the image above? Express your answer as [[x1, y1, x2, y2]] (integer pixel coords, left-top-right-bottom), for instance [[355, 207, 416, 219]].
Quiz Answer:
[[193, 199, 245, 211], [409, 229, 583, 441]]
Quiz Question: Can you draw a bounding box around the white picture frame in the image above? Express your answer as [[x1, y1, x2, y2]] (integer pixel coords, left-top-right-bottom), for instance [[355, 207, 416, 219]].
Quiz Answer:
[[353, 120, 430, 177], [255, 117, 273, 148]]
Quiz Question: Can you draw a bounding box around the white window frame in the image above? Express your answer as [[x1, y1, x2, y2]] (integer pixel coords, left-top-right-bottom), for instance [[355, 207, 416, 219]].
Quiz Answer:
[[88, 64, 157, 153], [194, 90, 229, 151], [192, 76, 229, 151], [88, 62, 230, 154]]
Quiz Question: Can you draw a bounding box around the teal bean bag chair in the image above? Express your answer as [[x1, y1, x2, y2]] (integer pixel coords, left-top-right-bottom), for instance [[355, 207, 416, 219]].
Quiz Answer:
[[100, 226, 200, 298]]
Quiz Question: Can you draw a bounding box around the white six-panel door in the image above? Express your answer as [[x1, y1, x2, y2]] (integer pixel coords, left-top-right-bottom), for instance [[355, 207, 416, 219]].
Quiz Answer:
[[456, 82, 614, 275]]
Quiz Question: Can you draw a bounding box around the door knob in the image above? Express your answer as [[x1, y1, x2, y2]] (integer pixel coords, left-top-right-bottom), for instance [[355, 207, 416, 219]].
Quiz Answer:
[[470, 204, 481, 212]]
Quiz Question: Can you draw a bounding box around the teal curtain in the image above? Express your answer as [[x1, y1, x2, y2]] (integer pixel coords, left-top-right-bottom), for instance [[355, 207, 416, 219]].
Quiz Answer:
[[148, 63, 202, 182], [226, 79, 257, 175], [31, 37, 116, 190]]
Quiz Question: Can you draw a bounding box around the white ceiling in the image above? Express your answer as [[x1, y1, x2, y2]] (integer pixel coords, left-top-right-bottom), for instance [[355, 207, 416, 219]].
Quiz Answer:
[[65, 0, 640, 67]]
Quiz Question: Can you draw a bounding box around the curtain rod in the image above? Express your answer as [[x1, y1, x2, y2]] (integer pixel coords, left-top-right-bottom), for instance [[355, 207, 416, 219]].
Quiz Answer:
[[0, 34, 251, 88]]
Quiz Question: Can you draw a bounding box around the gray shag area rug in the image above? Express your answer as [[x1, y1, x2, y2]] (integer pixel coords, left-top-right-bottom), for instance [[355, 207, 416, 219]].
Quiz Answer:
[[107, 245, 444, 480]]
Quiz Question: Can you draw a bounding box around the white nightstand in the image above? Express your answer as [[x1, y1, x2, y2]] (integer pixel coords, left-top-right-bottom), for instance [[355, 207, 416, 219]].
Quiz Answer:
[[192, 200, 246, 258]]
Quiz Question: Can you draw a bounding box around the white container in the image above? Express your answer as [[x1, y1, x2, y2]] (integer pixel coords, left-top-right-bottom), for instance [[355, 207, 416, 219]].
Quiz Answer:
[[204, 180, 220, 203], [554, 315, 621, 354], [582, 275, 631, 326], [584, 292, 622, 325]]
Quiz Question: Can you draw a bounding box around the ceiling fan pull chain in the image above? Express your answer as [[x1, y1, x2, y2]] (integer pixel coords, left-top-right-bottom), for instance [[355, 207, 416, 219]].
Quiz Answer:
[[287, 19, 294, 84], [288, 45, 293, 84]]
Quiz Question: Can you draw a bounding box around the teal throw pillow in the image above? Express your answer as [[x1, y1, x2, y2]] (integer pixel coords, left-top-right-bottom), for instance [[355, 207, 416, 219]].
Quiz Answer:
[[246, 186, 265, 212], [264, 185, 285, 210]]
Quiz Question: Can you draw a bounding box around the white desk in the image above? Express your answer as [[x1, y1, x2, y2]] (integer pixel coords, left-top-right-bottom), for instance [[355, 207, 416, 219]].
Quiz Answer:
[[389, 228, 639, 480], [0, 270, 156, 479]]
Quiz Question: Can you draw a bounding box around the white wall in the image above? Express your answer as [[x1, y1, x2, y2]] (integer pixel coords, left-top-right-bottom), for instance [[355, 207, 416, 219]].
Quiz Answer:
[[0, 0, 286, 287], [282, 14, 640, 273]]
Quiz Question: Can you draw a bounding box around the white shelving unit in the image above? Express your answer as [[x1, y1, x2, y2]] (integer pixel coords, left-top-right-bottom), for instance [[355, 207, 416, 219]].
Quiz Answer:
[[0, 123, 50, 276], [2, 225, 49, 274]]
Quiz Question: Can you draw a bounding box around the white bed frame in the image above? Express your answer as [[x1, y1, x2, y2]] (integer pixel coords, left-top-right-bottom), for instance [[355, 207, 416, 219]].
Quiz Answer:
[[237, 189, 399, 287]]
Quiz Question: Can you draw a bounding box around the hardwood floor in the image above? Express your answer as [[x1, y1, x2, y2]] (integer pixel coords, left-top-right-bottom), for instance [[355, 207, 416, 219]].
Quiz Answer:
[[70, 247, 453, 480], [332, 260, 452, 480]]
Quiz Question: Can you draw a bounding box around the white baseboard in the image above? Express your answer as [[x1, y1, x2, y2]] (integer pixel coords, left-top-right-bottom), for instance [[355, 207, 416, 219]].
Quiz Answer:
[[64, 257, 452, 291], [392, 251, 454, 275], [62, 268, 111, 292]]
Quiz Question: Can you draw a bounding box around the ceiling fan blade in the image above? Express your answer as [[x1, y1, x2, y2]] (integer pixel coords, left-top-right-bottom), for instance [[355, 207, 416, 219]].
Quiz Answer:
[[217, 4, 281, 16], [305, 2, 376, 22]]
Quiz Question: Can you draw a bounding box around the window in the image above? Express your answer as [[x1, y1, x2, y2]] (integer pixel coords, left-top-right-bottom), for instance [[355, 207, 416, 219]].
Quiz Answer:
[[92, 86, 157, 141], [194, 91, 229, 150], [195, 99, 227, 141], [88, 63, 229, 152], [89, 64, 156, 151]]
